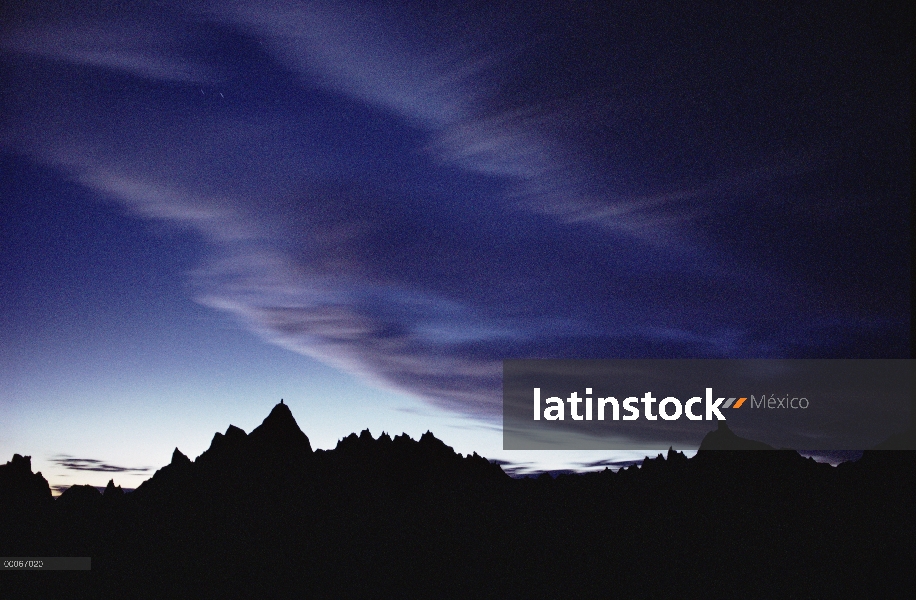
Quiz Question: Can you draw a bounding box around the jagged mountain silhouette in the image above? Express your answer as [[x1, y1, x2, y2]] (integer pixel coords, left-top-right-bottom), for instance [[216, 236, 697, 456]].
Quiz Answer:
[[2, 401, 913, 599]]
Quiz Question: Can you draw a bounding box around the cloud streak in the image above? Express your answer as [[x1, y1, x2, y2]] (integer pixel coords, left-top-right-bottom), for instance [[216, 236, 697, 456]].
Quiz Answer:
[[1, 1, 908, 422], [50, 455, 153, 474]]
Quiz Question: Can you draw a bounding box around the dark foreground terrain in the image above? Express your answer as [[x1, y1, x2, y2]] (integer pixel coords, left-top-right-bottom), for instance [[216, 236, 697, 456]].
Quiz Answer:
[[2, 402, 913, 598]]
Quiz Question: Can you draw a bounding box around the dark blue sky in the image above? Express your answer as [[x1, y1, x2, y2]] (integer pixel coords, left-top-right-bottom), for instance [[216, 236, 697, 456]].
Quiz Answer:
[[1, 1, 910, 490]]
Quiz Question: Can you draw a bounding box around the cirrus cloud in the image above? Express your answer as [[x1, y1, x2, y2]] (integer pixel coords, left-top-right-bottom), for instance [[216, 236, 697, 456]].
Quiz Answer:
[[1, 1, 908, 424]]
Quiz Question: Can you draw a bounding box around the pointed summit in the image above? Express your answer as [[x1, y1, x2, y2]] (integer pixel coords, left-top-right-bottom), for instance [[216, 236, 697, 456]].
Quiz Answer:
[[171, 448, 191, 466], [103, 479, 124, 497], [249, 401, 312, 454], [254, 401, 300, 434], [698, 421, 774, 451]]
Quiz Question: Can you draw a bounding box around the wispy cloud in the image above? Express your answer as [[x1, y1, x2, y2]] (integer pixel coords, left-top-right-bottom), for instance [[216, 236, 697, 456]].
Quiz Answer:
[[217, 0, 507, 129], [50, 455, 152, 474], [576, 458, 646, 470], [0, 8, 217, 84], [218, 1, 718, 243], [2, 1, 906, 423]]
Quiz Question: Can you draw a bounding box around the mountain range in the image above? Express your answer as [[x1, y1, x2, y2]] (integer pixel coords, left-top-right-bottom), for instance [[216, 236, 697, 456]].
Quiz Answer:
[[2, 401, 913, 598]]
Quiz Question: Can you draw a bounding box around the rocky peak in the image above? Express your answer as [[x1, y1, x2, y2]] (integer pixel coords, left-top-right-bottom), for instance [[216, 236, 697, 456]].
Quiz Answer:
[[248, 401, 313, 454], [698, 421, 775, 451], [0, 454, 52, 505], [171, 448, 191, 466], [666, 446, 689, 466], [6, 453, 33, 474], [103, 479, 124, 497]]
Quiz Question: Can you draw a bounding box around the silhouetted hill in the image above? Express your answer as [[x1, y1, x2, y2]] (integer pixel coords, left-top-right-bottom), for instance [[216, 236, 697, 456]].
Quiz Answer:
[[871, 422, 916, 450], [2, 402, 913, 599], [56, 483, 102, 508], [697, 420, 776, 450]]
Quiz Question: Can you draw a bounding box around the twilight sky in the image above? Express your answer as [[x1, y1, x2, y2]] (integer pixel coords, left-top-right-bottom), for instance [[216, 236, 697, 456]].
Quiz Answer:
[[1, 1, 910, 492]]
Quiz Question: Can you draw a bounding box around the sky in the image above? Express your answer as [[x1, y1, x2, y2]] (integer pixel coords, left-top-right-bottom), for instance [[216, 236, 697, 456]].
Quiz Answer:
[[1, 1, 910, 493]]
